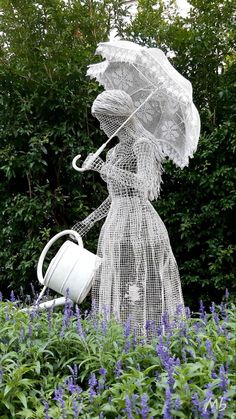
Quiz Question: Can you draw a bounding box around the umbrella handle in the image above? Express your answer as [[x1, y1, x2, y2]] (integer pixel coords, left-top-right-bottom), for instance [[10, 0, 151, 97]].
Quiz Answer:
[[72, 140, 110, 172], [72, 88, 157, 173], [72, 154, 85, 172]]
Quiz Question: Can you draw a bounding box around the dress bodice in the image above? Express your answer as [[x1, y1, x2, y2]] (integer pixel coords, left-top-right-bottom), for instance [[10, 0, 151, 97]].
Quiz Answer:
[[104, 141, 144, 199], [101, 137, 163, 202]]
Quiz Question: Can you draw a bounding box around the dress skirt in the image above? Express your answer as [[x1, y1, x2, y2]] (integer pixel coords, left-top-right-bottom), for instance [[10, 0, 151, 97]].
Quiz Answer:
[[92, 196, 185, 337]]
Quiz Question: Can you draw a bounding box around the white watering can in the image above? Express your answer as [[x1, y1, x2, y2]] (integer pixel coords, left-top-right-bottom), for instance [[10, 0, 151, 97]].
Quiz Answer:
[[34, 230, 102, 310]]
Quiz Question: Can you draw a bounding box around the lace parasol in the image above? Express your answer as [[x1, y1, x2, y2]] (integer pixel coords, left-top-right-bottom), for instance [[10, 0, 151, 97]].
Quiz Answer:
[[87, 40, 200, 168]]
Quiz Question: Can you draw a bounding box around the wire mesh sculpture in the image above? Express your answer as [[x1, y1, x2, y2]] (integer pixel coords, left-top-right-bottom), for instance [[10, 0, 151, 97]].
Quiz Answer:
[[73, 90, 186, 337]]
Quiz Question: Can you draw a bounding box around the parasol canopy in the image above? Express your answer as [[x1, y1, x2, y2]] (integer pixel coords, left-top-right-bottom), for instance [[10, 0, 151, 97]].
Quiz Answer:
[[86, 40, 200, 169]]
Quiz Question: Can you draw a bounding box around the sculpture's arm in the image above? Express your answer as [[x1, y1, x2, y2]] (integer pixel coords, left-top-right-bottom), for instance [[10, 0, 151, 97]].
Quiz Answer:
[[100, 140, 156, 192], [72, 196, 111, 237]]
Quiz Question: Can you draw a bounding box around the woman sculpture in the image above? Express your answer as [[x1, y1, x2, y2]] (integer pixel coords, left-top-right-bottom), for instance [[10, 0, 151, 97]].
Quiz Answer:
[[73, 90, 185, 337]]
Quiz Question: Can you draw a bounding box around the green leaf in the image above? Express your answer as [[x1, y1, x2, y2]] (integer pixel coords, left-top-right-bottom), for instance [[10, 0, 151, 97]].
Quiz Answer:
[[17, 392, 28, 409]]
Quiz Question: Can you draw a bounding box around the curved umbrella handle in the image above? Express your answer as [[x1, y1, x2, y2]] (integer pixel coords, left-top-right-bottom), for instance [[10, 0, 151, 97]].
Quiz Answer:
[[72, 154, 85, 172], [72, 140, 110, 173]]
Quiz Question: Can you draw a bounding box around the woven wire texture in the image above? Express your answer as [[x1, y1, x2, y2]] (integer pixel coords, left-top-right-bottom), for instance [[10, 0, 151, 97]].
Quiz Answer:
[[73, 90, 185, 337]]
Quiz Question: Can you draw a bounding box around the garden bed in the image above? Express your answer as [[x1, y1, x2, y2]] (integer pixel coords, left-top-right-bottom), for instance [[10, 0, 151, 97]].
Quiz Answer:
[[0, 291, 235, 418]]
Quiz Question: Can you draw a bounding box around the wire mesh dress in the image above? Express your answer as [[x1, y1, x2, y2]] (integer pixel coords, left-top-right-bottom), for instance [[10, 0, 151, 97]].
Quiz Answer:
[[73, 90, 185, 337]]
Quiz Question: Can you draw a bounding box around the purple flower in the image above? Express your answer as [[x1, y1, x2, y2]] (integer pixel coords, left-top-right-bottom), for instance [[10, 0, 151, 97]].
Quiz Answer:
[[115, 360, 122, 377], [28, 324, 33, 340], [202, 383, 214, 416], [75, 306, 85, 338], [72, 395, 79, 418], [47, 307, 53, 334], [218, 391, 229, 419], [188, 349, 195, 358], [10, 290, 16, 302], [211, 371, 217, 379], [60, 298, 73, 337], [140, 393, 149, 419], [130, 394, 139, 414], [99, 367, 107, 376], [163, 385, 172, 419], [124, 316, 131, 338], [181, 348, 187, 363], [210, 302, 215, 314], [219, 365, 228, 391], [205, 339, 212, 358], [88, 373, 97, 401], [174, 396, 181, 410], [42, 400, 50, 419], [132, 330, 137, 347], [179, 320, 188, 338], [91, 299, 97, 316], [145, 320, 156, 334], [101, 306, 110, 334], [88, 372, 97, 388], [161, 311, 170, 331], [97, 368, 107, 392], [67, 376, 76, 394], [0, 366, 3, 384], [185, 306, 191, 318], [19, 327, 25, 343], [124, 316, 132, 352], [156, 335, 171, 368], [54, 386, 65, 418], [176, 303, 184, 317], [199, 300, 207, 321], [192, 392, 200, 414], [0, 291, 2, 302], [67, 364, 78, 385], [99, 413, 104, 419], [166, 357, 176, 390], [125, 395, 133, 419]]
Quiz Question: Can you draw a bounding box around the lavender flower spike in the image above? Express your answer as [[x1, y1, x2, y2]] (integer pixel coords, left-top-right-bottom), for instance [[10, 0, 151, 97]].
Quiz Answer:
[[115, 360, 122, 377], [125, 395, 134, 419], [10, 290, 16, 302], [140, 393, 149, 419], [163, 385, 172, 419], [219, 364, 228, 391]]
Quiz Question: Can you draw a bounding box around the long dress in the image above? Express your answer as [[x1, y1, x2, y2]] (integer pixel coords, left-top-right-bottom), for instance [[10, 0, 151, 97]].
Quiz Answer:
[[91, 136, 185, 337]]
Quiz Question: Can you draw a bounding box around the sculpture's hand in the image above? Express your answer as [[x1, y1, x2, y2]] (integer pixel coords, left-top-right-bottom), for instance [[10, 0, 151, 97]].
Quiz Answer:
[[82, 153, 104, 172]]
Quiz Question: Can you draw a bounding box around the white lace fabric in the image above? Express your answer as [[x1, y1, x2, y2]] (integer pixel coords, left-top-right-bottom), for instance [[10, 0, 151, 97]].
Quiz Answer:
[[73, 90, 186, 338], [87, 40, 201, 169]]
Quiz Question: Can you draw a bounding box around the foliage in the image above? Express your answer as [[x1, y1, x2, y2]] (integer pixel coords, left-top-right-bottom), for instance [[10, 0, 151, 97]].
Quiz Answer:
[[0, 0, 235, 305], [122, 0, 236, 306], [0, 0, 126, 294], [0, 291, 235, 418]]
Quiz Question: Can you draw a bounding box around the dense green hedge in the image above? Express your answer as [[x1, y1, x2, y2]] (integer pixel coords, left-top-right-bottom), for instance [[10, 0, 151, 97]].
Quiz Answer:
[[0, 0, 235, 306]]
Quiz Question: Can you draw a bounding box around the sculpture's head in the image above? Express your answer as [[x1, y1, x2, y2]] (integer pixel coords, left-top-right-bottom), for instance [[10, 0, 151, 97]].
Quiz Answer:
[[91, 90, 136, 139]]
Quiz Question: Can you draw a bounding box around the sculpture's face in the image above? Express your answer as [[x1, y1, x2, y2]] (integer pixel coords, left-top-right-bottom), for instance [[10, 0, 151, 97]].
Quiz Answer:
[[96, 114, 127, 140]]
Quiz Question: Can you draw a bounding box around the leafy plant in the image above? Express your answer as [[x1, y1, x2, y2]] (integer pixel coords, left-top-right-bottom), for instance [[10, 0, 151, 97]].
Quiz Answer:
[[0, 291, 235, 417]]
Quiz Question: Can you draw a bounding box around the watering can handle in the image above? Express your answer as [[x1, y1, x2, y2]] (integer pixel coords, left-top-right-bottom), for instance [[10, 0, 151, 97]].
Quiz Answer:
[[37, 230, 83, 285]]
